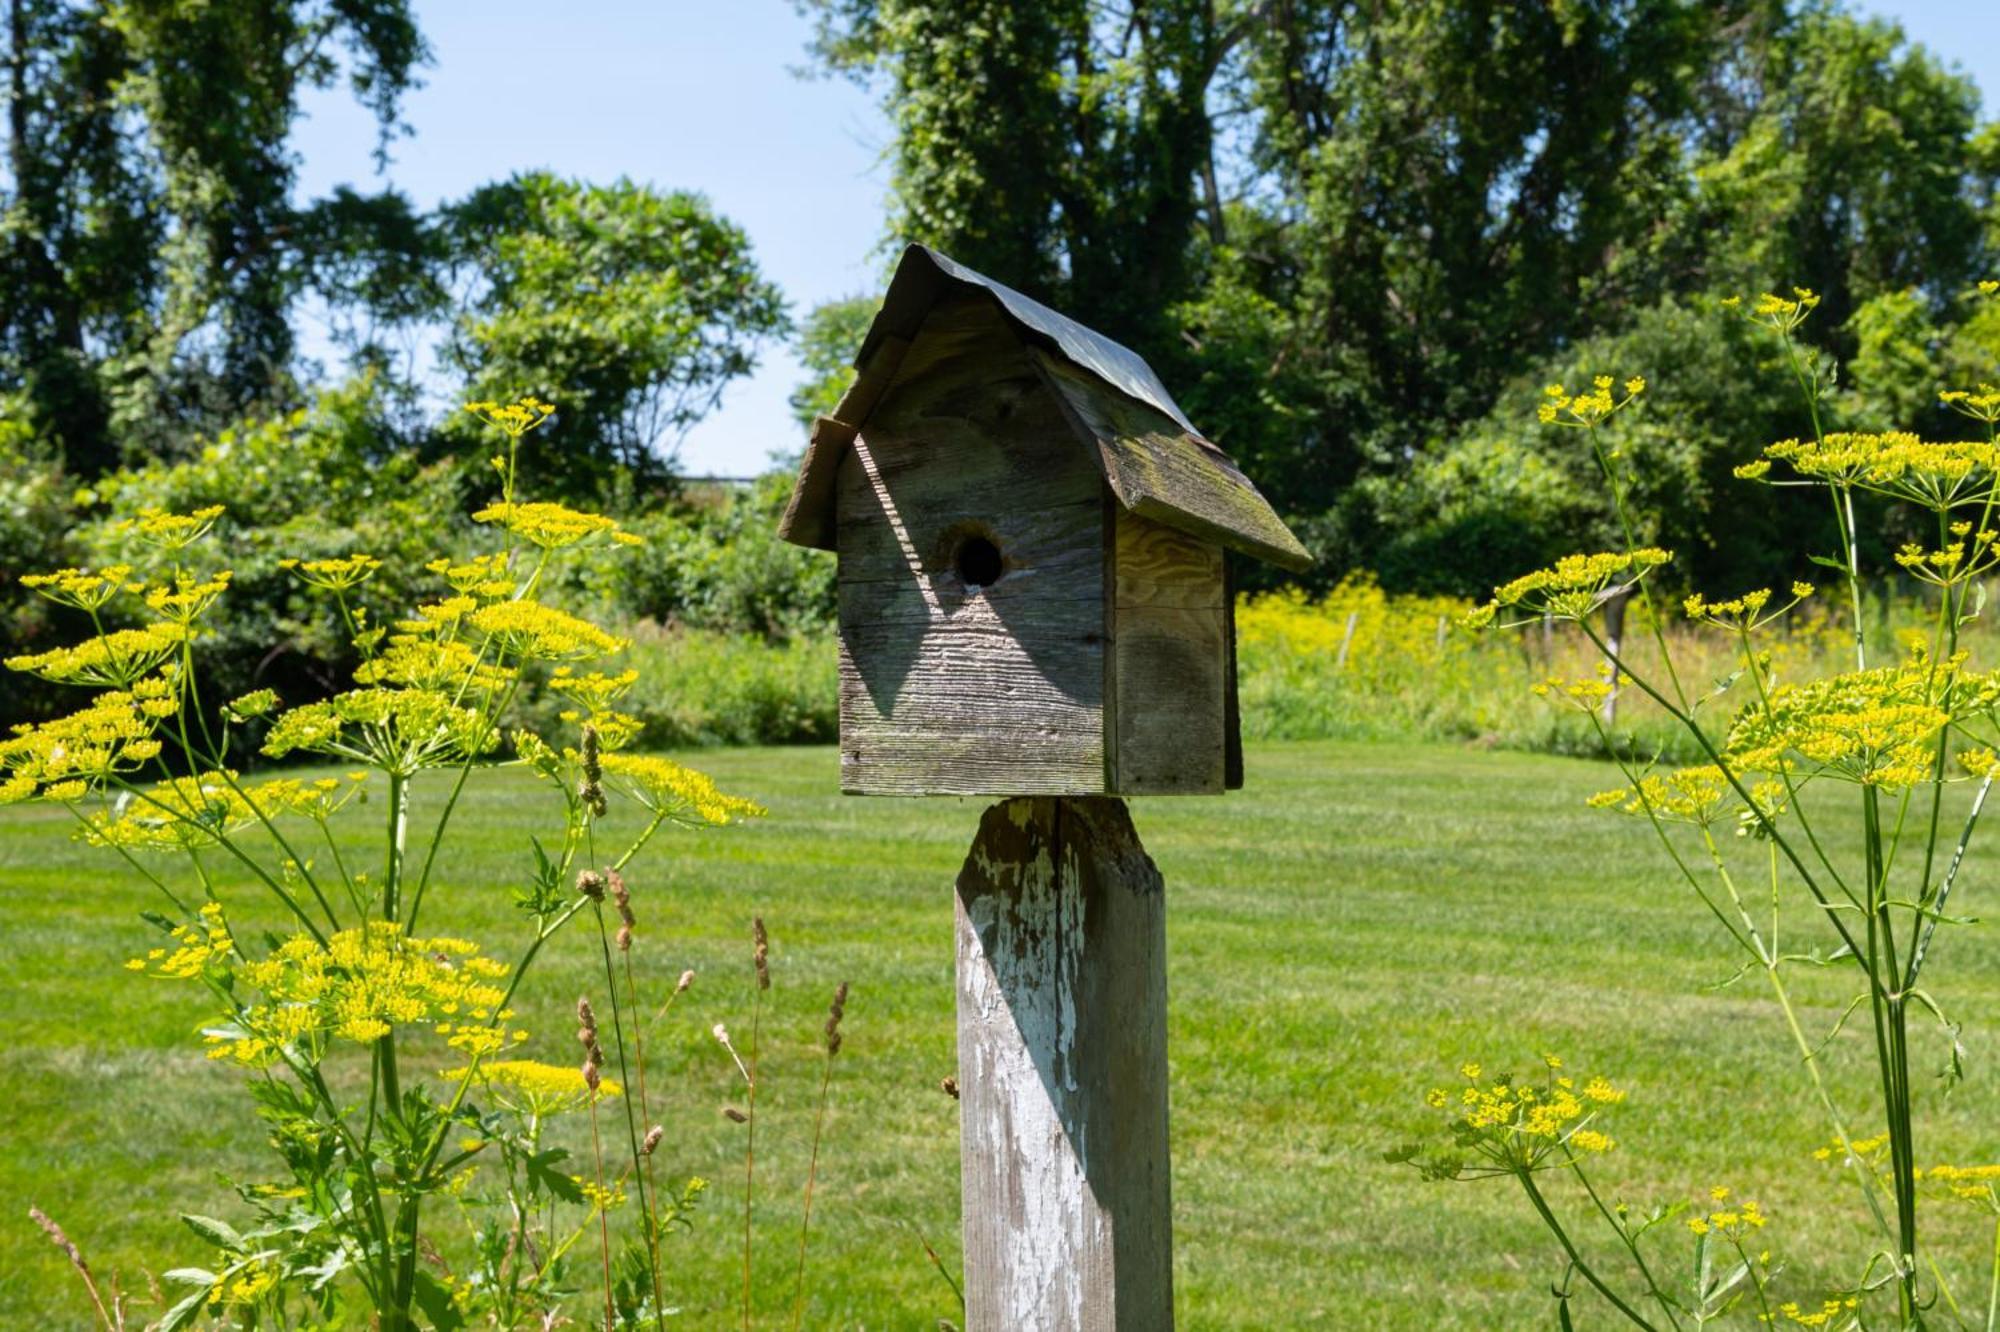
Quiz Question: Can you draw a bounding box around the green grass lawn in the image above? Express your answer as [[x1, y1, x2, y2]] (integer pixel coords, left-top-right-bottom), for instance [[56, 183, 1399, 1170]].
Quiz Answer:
[[4, 739, 1999, 1327]]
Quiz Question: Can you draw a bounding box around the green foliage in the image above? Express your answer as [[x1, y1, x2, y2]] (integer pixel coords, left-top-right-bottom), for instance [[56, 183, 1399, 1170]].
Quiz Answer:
[[799, 0, 1217, 351], [0, 0, 428, 474], [788, 295, 879, 431], [78, 377, 465, 717], [0, 400, 79, 726], [804, 0, 2000, 596], [517, 625, 838, 751], [438, 174, 789, 495], [1363, 300, 1827, 598], [615, 476, 834, 638]]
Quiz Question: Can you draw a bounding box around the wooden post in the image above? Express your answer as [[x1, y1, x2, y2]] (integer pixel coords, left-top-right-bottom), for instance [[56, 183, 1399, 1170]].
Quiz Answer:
[[1335, 609, 1359, 671], [955, 796, 1173, 1330]]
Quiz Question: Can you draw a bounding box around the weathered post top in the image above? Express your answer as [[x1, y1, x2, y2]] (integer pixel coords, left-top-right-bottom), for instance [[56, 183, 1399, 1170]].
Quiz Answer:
[[780, 243, 1311, 798]]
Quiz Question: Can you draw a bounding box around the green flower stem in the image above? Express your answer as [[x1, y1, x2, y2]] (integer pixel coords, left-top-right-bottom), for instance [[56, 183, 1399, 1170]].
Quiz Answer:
[[59, 801, 189, 914], [591, 898, 669, 1331], [1587, 429, 1688, 712], [1565, 1154, 1683, 1331], [1764, 958, 1897, 1245], [1985, 1209, 1999, 1332], [1732, 632, 1859, 906], [406, 670, 522, 933], [1911, 773, 1994, 987], [1515, 1169, 1660, 1329], [105, 773, 330, 946], [1578, 624, 1871, 967], [1862, 790, 1920, 1320]]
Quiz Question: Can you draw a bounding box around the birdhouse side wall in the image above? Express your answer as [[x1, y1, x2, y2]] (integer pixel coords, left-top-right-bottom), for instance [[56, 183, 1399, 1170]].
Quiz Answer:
[[834, 294, 1110, 796], [1107, 509, 1231, 795]]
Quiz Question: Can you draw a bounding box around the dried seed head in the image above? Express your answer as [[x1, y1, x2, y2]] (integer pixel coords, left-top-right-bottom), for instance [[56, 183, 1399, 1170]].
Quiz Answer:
[[615, 924, 633, 952], [676, 969, 695, 993], [824, 981, 849, 1055], [582, 1060, 601, 1092], [576, 869, 606, 902], [578, 726, 607, 816], [940, 1076, 960, 1100], [711, 1021, 730, 1047], [642, 1125, 664, 1156], [576, 996, 597, 1041], [752, 917, 770, 991], [29, 1207, 83, 1267], [722, 1106, 748, 1123]]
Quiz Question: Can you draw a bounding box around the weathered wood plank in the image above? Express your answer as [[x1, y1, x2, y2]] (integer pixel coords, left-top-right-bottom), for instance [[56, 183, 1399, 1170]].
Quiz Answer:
[[835, 494, 1104, 592], [955, 797, 1173, 1331], [1111, 604, 1226, 794], [1112, 512, 1224, 609], [1031, 346, 1311, 572], [833, 295, 1111, 796], [837, 621, 1104, 795], [1109, 509, 1228, 795]]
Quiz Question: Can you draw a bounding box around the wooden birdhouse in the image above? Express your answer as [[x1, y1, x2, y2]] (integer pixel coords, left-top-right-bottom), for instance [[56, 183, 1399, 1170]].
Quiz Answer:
[[780, 244, 1311, 798]]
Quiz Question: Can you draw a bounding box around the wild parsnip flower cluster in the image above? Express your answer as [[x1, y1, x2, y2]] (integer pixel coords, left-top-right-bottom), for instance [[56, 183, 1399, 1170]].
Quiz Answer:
[[1417, 281, 2000, 1330], [4, 396, 769, 1329]]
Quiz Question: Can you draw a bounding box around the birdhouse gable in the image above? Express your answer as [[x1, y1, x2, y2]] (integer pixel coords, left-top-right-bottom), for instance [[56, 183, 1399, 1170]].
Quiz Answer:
[[779, 244, 1311, 572], [778, 245, 1311, 798]]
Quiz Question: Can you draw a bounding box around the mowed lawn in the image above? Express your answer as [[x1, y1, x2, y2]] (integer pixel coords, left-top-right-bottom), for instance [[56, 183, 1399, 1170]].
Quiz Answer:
[[5, 739, 2000, 1328]]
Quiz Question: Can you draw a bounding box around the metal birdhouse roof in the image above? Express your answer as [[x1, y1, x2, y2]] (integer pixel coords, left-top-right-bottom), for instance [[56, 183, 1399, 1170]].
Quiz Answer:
[[779, 243, 1312, 572]]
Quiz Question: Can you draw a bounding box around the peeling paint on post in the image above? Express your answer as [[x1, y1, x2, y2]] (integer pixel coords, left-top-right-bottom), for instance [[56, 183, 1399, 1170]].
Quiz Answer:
[[954, 796, 1173, 1330]]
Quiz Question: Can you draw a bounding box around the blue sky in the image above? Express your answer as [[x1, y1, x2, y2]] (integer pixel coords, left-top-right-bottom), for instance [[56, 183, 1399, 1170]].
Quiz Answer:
[[290, 1, 2000, 478]]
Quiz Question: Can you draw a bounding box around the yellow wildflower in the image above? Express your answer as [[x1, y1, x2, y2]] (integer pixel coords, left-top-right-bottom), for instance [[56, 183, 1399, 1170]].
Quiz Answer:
[[464, 396, 556, 438], [280, 553, 382, 593], [6, 623, 186, 687], [601, 752, 767, 826], [119, 505, 225, 550], [1480, 549, 1673, 624], [20, 565, 136, 612], [442, 1059, 620, 1115], [469, 600, 626, 662], [472, 500, 643, 551]]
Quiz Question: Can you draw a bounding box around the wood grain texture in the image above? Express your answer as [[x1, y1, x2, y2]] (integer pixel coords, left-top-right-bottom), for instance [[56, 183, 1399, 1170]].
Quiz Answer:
[[834, 294, 1110, 796], [1109, 509, 1228, 795], [778, 336, 912, 551], [1031, 346, 1312, 572], [955, 797, 1174, 1331]]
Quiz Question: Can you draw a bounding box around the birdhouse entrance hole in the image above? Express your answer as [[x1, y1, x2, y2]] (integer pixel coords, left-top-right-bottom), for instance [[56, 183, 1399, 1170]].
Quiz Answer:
[[953, 533, 1004, 587]]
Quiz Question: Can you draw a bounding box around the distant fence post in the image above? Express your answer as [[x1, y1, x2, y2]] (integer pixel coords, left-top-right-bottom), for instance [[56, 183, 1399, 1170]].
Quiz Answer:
[[1335, 610, 1359, 671]]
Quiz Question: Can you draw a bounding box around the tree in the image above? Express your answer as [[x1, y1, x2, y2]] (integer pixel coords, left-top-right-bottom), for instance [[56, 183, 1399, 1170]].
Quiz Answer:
[[0, 0, 429, 473], [802, 1, 1999, 592], [788, 294, 879, 431], [437, 173, 789, 497], [798, 0, 1224, 351]]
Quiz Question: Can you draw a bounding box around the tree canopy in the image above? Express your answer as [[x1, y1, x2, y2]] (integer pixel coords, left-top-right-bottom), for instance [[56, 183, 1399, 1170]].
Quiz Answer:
[[797, 0, 2000, 593], [0, 2, 785, 485]]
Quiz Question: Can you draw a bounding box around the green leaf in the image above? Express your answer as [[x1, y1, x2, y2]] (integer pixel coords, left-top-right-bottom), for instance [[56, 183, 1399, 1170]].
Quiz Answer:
[[526, 1147, 585, 1204], [157, 1285, 214, 1332], [412, 1268, 468, 1330], [181, 1212, 247, 1251]]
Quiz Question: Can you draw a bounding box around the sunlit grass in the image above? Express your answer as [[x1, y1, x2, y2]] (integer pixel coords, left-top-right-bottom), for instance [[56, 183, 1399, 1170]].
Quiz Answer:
[[4, 740, 1998, 1326]]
